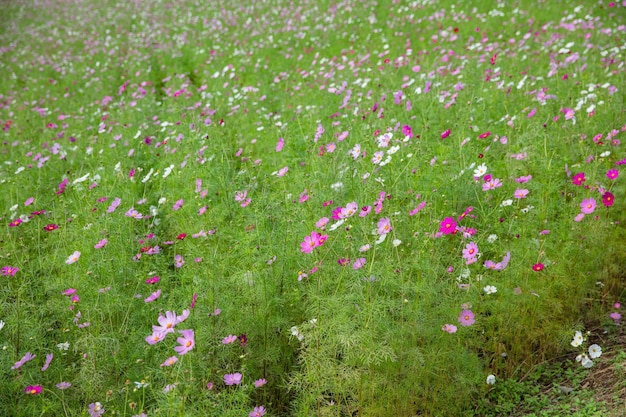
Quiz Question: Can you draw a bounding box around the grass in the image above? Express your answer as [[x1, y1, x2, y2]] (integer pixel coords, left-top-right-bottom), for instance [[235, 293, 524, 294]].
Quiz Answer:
[[0, 0, 625, 416]]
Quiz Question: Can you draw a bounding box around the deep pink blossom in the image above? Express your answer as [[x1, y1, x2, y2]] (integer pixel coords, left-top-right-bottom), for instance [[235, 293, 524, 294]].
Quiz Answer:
[[439, 217, 457, 235]]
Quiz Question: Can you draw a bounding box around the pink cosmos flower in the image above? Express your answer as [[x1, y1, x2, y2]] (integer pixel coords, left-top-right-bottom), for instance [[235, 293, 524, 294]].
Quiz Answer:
[[377, 217, 392, 235], [249, 406, 266, 417], [224, 372, 243, 385], [458, 310, 475, 326], [439, 217, 457, 235], [410, 201, 426, 216], [462, 242, 478, 261], [172, 199, 184, 210], [222, 335, 237, 344], [254, 379, 267, 388], [94, 239, 107, 249], [88, 402, 104, 417], [174, 254, 185, 268], [359, 205, 372, 217], [441, 129, 451, 139], [276, 138, 284, 152], [176, 309, 190, 324], [12, 352, 36, 370], [574, 213, 585, 222], [442, 324, 457, 334], [235, 190, 248, 202], [315, 217, 329, 228], [515, 175, 532, 183], [339, 202, 358, 218], [144, 290, 161, 303], [532, 263, 544, 271], [514, 189, 529, 199], [174, 329, 195, 355], [482, 178, 503, 191], [276, 166, 289, 177], [353, 258, 366, 270], [300, 231, 328, 253], [125, 208, 143, 219], [580, 198, 596, 214], [41, 353, 53, 371], [154, 311, 178, 335], [160, 356, 178, 367], [66, 251, 81, 265]]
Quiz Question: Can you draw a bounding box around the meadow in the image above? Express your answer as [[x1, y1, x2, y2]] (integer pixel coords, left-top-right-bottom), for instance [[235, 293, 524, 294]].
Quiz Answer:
[[1, 0, 625, 416]]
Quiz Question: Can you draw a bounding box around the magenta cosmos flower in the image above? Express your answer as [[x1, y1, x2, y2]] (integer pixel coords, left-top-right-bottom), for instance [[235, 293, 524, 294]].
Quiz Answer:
[[572, 172, 586, 185], [458, 310, 475, 326], [24, 385, 42, 395], [606, 168, 619, 180], [580, 198, 596, 214], [1, 266, 19, 276], [439, 217, 457, 235], [174, 329, 195, 355], [602, 191, 615, 207]]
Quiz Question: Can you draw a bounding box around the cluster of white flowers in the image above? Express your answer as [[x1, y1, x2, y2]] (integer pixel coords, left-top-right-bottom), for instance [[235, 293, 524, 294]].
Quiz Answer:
[[571, 331, 602, 368], [290, 326, 304, 341]]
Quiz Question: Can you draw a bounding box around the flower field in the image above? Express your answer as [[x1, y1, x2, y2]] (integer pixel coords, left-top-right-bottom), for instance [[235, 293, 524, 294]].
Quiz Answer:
[[1, 0, 625, 416]]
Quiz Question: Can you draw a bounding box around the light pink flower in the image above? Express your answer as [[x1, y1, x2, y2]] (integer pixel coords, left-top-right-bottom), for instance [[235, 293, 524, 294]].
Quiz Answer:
[[174, 329, 195, 355]]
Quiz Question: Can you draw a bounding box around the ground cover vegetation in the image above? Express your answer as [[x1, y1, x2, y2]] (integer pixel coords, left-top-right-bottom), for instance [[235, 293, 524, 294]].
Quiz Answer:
[[1, 0, 625, 415]]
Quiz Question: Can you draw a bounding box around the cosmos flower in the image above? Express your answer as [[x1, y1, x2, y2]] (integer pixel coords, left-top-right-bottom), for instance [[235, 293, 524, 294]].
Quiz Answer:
[[174, 329, 195, 355], [224, 372, 243, 386], [458, 310, 475, 326]]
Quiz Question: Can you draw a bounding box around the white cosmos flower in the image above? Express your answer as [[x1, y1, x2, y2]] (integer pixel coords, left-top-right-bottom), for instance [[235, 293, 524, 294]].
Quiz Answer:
[[483, 285, 497, 295], [588, 344, 602, 359], [486, 374, 496, 385], [473, 163, 488, 177], [580, 354, 593, 368], [487, 234, 498, 243], [571, 331, 583, 347]]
